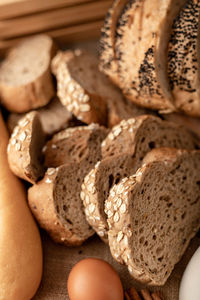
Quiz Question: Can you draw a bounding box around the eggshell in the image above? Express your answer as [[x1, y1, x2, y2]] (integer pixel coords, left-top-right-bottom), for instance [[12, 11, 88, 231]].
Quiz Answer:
[[67, 258, 124, 300], [179, 247, 200, 300]]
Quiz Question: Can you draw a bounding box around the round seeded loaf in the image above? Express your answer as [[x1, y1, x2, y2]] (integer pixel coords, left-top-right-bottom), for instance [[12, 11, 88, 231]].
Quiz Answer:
[[105, 148, 200, 285], [114, 0, 187, 112], [0, 35, 55, 113], [7, 111, 46, 184], [82, 115, 199, 242]]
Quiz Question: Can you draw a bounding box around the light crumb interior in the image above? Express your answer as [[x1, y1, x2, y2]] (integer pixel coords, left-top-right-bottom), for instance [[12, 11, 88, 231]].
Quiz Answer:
[[54, 164, 94, 239], [0, 35, 51, 85], [129, 155, 200, 283]]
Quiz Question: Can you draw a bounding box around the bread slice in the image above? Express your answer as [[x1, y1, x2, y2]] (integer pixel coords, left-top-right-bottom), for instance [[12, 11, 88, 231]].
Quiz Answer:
[[44, 124, 108, 167], [81, 154, 134, 242], [99, 0, 129, 85], [102, 115, 199, 159], [7, 111, 46, 184], [167, 0, 200, 116], [28, 124, 107, 245], [115, 0, 186, 112], [7, 98, 74, 136], [82, 115, 199, 242], [52, 49, 146, 127], [105, 148, 200, 286], [28, 163, 94, 246], [0, 35, 55, 113]]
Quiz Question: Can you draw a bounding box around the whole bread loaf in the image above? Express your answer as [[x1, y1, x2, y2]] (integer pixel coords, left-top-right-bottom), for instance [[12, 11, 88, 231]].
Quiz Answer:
[[105, 148, 200, 286], [0, 35, 55, 113]]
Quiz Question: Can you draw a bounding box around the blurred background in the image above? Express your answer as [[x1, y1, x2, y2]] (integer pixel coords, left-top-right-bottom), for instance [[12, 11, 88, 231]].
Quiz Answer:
[[0, 0, 113, 55]]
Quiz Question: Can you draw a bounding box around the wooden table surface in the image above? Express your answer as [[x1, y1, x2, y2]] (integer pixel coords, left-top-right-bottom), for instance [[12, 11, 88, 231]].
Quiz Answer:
[[33, 230, 200, 300]]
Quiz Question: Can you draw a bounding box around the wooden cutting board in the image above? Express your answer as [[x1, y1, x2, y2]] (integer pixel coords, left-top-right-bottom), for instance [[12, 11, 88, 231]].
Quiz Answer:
[[33, 230, 200, 300]]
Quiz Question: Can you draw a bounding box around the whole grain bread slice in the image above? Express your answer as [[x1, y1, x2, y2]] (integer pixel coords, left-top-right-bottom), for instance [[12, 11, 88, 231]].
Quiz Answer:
[[7, 98, 74, 136], [115, 0, 186, 112], [82, 115, 199, 242], [7, 111, 46, 184], [102, 115, 199, 159], [0, 34, 55, 113], [28, 124, 107, 245], [81, 154, 135, 242], [105, 148, 200, 285], [52, 49, 147, 127], [43, 124, 108, 167], [167, 0, 200, 116], [28, 163, 94, 246], [99, 0, 129, 85]]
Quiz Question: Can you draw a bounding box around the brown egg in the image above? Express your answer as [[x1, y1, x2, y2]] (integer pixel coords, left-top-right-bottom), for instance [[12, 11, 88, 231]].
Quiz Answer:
[[67, 258, 124, 300]]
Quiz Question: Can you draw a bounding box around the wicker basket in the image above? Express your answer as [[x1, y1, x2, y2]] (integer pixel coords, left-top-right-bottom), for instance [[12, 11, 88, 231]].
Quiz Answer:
[[0, 0, 112, 53]]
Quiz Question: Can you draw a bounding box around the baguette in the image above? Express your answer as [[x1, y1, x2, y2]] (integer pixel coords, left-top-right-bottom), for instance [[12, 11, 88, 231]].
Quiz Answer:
[[0, 111, 42, 300]]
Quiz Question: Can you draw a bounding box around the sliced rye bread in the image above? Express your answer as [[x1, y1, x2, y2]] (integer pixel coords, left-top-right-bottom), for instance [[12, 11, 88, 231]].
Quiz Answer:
[[52, 49, 147, 127], [82, 115, 199, 242], [7, 111, 46, 184], [43, 124, 108, 167], [115, 0, 186, 112], [102, 115, 199, 159], [105, 148, 200, 285], [99, 0, 129, 85], [167, 0, 200, 117], [81, 154, 134, 242], [7, 98, 75, 136], [28, 163, 94, 246], [0, 35, 55, 113], [28, 124, 107, 246]]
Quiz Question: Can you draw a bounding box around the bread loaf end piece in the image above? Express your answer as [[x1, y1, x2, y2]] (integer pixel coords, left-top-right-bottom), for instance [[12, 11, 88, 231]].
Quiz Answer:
[[0, 35, 55, 113], [7, 111, 46, 184]]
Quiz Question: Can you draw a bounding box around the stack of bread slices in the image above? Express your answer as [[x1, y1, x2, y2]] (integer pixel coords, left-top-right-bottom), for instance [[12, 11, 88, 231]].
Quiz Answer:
[[2, 32, 200, 287]]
